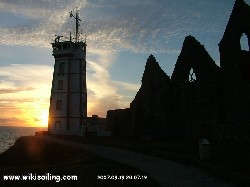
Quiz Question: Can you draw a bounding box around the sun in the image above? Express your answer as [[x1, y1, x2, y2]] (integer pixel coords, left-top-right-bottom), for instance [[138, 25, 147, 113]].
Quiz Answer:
[[39, 110, 49, 127]]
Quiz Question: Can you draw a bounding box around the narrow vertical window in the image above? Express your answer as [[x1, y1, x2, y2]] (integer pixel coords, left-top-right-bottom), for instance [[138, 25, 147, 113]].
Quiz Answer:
[[189, 68, 196, 82], [240, 33, 249, 51], [58, 80, 63, 90], [56, 100, 62, 110], [59, 63, 65, 75], [55, 121, 61, 130]]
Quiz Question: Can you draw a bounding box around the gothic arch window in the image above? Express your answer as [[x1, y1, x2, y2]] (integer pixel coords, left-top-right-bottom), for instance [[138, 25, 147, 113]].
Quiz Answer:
[[187, 67, 200, 105], [240, 33, 249, 51], [189, 68, 196, 82]]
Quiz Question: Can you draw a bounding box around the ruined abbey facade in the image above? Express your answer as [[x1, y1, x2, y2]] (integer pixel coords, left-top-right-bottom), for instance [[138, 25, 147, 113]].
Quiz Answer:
[[106, 0, 250, 142]]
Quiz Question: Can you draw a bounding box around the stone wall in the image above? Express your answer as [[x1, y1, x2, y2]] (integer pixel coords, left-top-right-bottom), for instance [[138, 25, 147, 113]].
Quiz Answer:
[[171, 36, 221, 138], [106, 108, 131, 137], [129, 55, 177, 139], [219, 0, 250, 128]]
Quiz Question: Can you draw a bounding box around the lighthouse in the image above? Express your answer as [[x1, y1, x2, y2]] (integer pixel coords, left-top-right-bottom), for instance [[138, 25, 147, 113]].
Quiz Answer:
[[48, 9, 87, 136]]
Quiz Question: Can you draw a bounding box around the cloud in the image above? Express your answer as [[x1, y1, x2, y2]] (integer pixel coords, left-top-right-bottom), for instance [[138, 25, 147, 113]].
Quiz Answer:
[[113, 81, 140, 92], [0, 117, 28, 126], [2, 0, 249, 122], [0, 0, 229, 54], [0, 51, 136, 120], [0, 64, 53, 87], [0, 87, 34, 94], [0, 64, 52, 103], [86, 50, 141, 116], [87, 50, 120, 116], [0, 64, 52, 126], [80, 0, 238, 54], [0, 0, 87, 47]]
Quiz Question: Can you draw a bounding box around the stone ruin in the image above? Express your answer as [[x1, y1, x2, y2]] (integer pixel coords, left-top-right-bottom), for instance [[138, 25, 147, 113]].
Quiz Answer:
[[106, 0, 250, 142]]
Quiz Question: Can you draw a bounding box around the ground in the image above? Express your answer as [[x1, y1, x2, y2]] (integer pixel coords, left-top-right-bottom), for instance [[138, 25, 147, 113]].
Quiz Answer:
[[0, 136, 158, 187], [1, 135, 250, 186]]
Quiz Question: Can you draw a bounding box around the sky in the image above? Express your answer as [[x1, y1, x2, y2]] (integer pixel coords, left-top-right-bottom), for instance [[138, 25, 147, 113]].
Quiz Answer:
[[0, 0, 249, 127]]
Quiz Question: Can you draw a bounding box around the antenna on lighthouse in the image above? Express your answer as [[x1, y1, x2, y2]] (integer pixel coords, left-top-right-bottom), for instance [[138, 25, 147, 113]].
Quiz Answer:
[[69, 8, 81, 42]]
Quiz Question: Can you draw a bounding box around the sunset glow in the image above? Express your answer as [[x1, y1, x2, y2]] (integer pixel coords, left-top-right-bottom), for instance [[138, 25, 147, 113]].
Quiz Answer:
[[18, 98, 50, 127], [39, 110, 49, 127], [0, 64, 52, 127], [1, 0, 249, 127]]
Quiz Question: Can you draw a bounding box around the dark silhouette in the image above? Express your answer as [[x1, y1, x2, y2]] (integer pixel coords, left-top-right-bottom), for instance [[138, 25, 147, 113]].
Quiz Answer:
[[106, 0, 250, 142]]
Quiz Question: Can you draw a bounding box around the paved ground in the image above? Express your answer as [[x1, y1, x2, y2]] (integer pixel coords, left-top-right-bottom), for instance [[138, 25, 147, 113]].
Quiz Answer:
[[36, 135, 235, 187]]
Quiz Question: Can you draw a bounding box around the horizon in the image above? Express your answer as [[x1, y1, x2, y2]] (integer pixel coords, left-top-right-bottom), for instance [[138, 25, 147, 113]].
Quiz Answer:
[[0, 0, 250, 127], [0, 125, 46, 128]]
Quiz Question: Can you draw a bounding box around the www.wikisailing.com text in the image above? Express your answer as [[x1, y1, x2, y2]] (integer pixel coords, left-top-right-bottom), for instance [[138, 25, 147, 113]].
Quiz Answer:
[[3, 173, 77, 182]]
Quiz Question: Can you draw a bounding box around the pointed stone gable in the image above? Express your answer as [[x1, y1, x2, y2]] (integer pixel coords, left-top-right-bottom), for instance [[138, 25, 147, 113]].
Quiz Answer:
[[218, 0, 250, 136], [172, 35, 219, 85], [171, 35, 220, 138], [129, 55, 174, 138], [141, 54, 170, 90], [219, 0, 250, 81]]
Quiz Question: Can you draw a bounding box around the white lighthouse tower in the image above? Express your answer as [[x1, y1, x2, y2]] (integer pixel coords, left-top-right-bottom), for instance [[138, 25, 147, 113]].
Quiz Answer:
[[48, 9, 87, 136]]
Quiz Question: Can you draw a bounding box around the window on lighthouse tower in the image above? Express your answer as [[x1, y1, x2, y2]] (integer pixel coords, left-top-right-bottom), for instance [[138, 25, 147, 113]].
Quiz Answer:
[[59, 63, 65, 75], [58, 80, 63, 90], [55, 121, 61, 130], [56, 100, 62, 110]]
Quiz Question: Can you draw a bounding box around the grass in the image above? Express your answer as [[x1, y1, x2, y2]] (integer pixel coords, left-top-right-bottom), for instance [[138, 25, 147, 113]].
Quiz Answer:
[[0, 136, 159, 187], [53, 135, 250, 185]]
